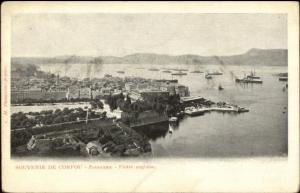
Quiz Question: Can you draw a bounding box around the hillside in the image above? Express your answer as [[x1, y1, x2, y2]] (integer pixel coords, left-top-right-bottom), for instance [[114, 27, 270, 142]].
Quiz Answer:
[[11, 48, 288, 66]]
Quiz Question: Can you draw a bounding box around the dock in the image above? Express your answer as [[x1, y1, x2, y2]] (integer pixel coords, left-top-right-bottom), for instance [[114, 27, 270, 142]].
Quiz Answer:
[[185, 105, 249, 116]]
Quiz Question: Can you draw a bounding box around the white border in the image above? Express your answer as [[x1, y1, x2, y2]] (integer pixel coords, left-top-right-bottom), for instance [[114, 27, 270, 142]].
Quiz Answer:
[[1, 2, 299, 192]]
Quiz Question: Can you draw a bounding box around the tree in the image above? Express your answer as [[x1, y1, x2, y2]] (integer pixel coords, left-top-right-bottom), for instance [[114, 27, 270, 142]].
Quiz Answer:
[[126, 95, 131, 104], [62, 107, 70, 115], [116, 98, 124, 109], [102, 111, 107, 118], [52, 116, 64, 124], [54, 109, 62, 115], [119, 92, 125, 101], [90, 99, 104, 109]]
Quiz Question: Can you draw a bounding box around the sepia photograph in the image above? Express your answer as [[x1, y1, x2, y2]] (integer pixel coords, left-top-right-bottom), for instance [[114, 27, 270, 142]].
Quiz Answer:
[[10, 13, 288, 159], [2, 2, 299, 192]]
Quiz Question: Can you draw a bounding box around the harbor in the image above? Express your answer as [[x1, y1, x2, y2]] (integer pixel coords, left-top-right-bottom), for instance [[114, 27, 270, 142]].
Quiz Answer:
[[10, 63, 288, 158]]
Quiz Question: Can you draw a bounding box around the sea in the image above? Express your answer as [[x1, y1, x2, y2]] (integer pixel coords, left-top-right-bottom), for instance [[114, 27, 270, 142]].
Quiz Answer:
[[12, 63, 288, 158]]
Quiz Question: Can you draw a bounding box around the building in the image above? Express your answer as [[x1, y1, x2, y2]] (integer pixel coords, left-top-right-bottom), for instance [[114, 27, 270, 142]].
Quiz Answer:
[[159, 83, 176, 95], [137, 83, 149, 90], [79, 87, 92, 99], [125, 83, 136, 91], [175, 85, 190, 97], [129, 90, 143, 101], [129, 89, 169, 101], [68, 86, 80, 99], [11, 90, 67, 103], [121, 110, 168, 127], [140, 90, 169, 101]]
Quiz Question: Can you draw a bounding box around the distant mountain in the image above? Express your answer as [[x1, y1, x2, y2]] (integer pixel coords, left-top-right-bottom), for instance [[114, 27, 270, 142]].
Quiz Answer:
[[219, 48, 288, 66], [11, 48, 288, 67]]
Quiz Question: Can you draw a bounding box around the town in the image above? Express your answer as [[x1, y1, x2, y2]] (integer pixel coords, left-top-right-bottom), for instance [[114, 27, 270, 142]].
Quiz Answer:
[[11, 64, 248, 158], [11, 65, 190, 104]]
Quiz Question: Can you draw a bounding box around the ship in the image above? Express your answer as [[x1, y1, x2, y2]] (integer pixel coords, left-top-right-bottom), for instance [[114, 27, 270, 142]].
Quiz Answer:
[[172, 71, 187, 76], [235, 77, 263, 84], [162, 70, 171, 73], [117, 70, 125, 74], [190, 70, 203, 73], [172, 68, 188, 71], [236, 72, 263, 84], [154, 79, 178, 83], [279, 77, 288, 81], [207, 71, 223, 75], [246, 71, 260, 79]]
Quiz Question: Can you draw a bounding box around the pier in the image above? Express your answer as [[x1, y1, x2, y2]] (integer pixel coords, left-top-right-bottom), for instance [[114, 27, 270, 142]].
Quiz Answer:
[[185, 105, 249, 116]]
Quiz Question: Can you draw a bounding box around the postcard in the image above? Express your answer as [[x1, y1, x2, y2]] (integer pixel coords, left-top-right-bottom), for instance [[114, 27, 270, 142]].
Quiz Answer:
[[1, 1, 299, 192]]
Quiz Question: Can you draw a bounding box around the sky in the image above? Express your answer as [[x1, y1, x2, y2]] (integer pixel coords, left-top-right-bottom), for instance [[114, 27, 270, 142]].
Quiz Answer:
[[12, 13, 287, 57]]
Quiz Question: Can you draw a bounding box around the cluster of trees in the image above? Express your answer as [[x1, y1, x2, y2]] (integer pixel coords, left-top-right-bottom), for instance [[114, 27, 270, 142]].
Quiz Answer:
[[90, 99, 104, 110], [97, 125, 151, 156], [106, 92, 179, 114], [11, 130, 32, 149], [11, 107, 106, 129], [11, 112, 37, 129], [106, 93, 126, 111], [106, 92, 182, 116]]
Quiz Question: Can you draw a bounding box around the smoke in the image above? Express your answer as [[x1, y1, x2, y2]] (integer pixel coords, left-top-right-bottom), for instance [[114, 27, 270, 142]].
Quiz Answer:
[[86, 63, 92, 79], [87, 57, 103, 78], [63, 56, 77, 76], [214, 56, 239, 80]]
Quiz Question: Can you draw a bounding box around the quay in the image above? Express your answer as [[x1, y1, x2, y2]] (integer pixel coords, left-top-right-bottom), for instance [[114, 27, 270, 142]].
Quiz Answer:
[[181, 96, 249, 116], [185, 105, 249, 116]]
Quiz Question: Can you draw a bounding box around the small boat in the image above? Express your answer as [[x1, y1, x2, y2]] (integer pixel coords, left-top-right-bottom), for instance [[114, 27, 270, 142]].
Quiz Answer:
[[169, 117, 178, 122], [162, 70, 171, 73], [238, 107, 250, 113], [218, 85, 224, 90], [117, 71, 125, 74], [149, 68, 159, 71], [205, 74, 212, 79]]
